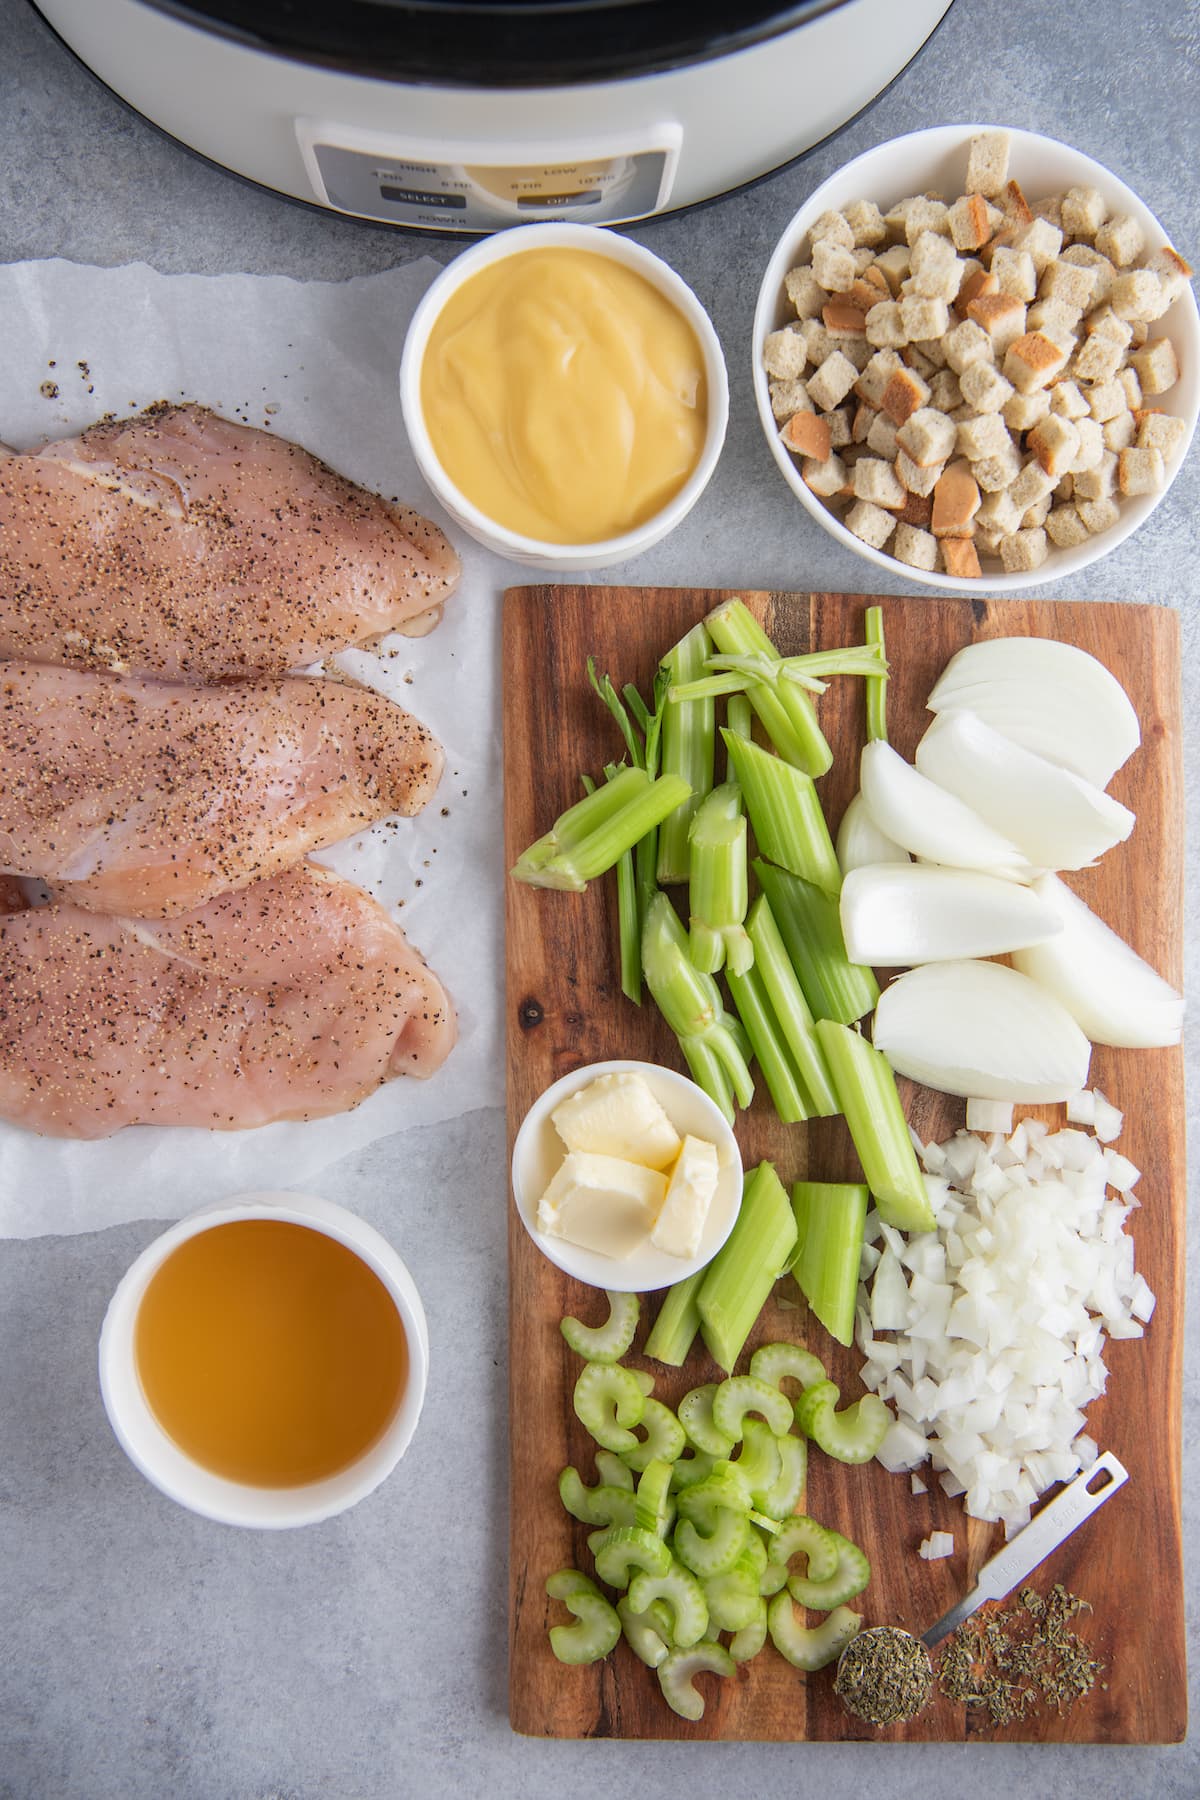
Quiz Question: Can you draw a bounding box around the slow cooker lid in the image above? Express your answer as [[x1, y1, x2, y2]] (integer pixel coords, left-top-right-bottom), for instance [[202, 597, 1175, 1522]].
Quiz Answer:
[[138, 0, 852, 87]]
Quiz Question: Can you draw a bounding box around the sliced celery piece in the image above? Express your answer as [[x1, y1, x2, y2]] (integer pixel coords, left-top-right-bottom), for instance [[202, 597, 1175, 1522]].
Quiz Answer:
[[592, 1524, 672, 1590], [790, 1180, 869, 1349], [642, 892, 754, 1123], [674, 1506, 752, 1580], [771, 1514, 841, 1585], [749, 1341, 827, 1395], [705, 598, 832, 775], [657, 623, 715, 884], [630, 1368, 656, 1397], [688, 782, 753, 976], [657, 1642, 736, 1720], [744, 896, 840, 1116], [628, 1562, 708, 1648], [557, 1467, 638, 1530], [513, 766, 692, 891], [676, 1461, 754, 1520], [644, 1270, 704, 1367], [546, 1571, 622, 1665], [723, 732, 841, 894], [696, 1162, 798, 1374], [595, 1449, 635, 1490], [702, 1552, 765, 1632], [615, 837, 641, 1004], [754, 861, 879, 1025], [795, 1378, 892, 1465], [813, 1020, 935, 1231], [724, 693, 753, 778], [668, 1449, 719, 1493], [573, 1361, 646, 1454], [756, 1433, 808, 1521], [787, 1531, 871, 1611], [677, 1385, 736, 1457], [634, 1458, 675, 1537], [731, 1417, 782, 1507], [865, 604, 889, 746], [768, 1597, 862, 1671], [560, 1290, 640, 1364], [621, 1398, 687, 1473], [711, 1374, 794, 1441], [726, 955, 812, 1125], [617, 1595, 672, 1669], [729, 1601, 769, 1662]]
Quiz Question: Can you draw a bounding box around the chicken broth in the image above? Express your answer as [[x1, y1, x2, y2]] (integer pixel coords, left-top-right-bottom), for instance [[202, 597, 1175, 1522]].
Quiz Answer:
[[134, 1220, 407, 1487]]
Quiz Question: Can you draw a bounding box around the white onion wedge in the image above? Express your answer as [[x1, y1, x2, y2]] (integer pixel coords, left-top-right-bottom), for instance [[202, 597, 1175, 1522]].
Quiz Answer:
[[1012, 873, 1184, 1047], [926, 637, 1140, 789], [872, 959, 1091, 1101], [858, 740, 1033, 882], [915, 709, 1135, 871], [836, 791, 912, 875], [840, 864, 1062, 966]]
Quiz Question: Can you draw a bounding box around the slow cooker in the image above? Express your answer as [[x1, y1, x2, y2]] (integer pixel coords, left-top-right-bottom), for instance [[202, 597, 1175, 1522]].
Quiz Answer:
[[34, 0, 955, 232]]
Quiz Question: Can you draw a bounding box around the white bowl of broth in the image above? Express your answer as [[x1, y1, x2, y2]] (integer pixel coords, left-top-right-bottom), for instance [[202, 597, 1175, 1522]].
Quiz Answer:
[[99, 1192, 428, 1528]]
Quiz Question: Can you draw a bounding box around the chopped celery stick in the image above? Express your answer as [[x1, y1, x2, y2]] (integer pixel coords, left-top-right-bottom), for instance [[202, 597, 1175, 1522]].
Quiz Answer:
[[729, 1601, 769, 1662], [732, 1418, 782, 1507], [674, 1506, 752, 1580], [757, 1433, 807, 1520], [513, 767, 692, 891], [788, 1531, 870, 1611], [791, 1180, 869, 1348], [634, 1459, 675, 1537], [657, 623, 715, 884], [644, 1270, 704, 1367], [723, 731, 841, 893], [795, 1378, 891, 1465], [677, 1461, 754, 1518], [592, 1525, 672, 1590], [658, 1642, 736, 1720], [711, 1374, 794, 1441], [629, 1368, 656, 1397], [615, 836, 641, 1003], [546, 1571, 622, 1665], [697, 1162, 798, 1374], [771, 1514, 840, 1584], [557, 1468, 637, 1529], [688, 783, 753, 976], [865, 604, 889, 745], [596, 1450, 635, 1490], [813, 1020, 934, 1231], [754, 861, 879, 1025], [745, 897, 840, 1116], [669, 1449, 719, 1493], [725, 693, 753, 779], [617, 1595, 672, 1668], [749, 1341, 827, 1394], [621, 1398, 686, 1473], [678, 1385, 736, 1456], [573, 1361, 646, 1453], [628, 1562, 708, 1648], [726, 956, 811, 1124], [642, 892, 754, 1124], [705, 598, 832, 775], [560, 1290, 640, 1363], [768, 1597, 862, 1670], [703, 1553, 765, 1631]]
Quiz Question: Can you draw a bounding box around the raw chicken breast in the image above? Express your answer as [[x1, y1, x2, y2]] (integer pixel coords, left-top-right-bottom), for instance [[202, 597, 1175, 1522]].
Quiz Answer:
[[0, 662, 443, 917], [0, 404, 460, 680], [0, 864, 455, 1138]]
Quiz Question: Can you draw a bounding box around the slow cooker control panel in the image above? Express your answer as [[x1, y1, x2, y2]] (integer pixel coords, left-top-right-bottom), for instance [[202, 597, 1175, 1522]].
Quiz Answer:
[[297, 121, 681, 231]]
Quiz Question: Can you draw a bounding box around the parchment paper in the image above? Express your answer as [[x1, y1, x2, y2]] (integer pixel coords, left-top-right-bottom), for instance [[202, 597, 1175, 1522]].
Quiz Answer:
[[0, 258, 511, 1237]]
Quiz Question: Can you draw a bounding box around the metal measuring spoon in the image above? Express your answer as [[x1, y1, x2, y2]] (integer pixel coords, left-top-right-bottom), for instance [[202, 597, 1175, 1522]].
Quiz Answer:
[[835, 1450, 1129, 1723]]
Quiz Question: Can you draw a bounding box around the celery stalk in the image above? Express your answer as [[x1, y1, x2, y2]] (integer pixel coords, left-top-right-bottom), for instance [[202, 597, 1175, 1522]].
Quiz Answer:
[[642, 892, 754, 1123], [615, 841, 641, 1002], [657, 623, 715, 884], [744, 897, 840, 1116], [790, 1181, 869, 1348], [724, 693, 753, 779], [705, 598, 832, 775], [753, 860, 879, 1025], [513, 768, 691, 891], [697, 1162, 798, 1374], [688, 782, 753, 976], [726, 958, 811, 1124], [723, 732, 841, 894], [814, 1020, 935, 1232], [644, 1269, 705, 1366], [864, 604, 889, 745]]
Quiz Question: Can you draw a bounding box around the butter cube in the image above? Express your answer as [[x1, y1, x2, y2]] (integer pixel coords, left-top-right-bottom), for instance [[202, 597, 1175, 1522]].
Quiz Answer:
[[651, 1136, 720, 1260], [551, 1072, 681, 1170], [537, 1152, 666, 1260]]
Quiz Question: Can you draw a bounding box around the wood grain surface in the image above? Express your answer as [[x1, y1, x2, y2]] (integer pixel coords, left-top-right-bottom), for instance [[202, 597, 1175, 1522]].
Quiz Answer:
[[504, 587, 1185, 1744]]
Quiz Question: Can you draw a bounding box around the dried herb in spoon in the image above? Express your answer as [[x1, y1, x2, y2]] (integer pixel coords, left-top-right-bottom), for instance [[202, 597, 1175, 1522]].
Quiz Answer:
[[835, 1626, 934, 1726]]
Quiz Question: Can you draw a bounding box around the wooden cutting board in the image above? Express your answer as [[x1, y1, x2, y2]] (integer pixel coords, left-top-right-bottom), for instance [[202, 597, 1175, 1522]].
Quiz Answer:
[[503, 587, 1185, 1744]]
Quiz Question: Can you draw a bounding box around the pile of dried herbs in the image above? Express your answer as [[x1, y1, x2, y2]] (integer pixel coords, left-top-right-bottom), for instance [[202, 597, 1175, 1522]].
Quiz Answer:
[[938, 1584, 1105, 1726]]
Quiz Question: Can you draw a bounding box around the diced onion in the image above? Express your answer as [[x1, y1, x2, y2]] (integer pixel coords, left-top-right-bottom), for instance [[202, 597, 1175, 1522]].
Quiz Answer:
[[858, 741, 1032, 882], [839, 863, 1062, 967], [926, 637, 1140, 790], [1012, 874, 1183, 1048], [918, 1532, 954, 1560]]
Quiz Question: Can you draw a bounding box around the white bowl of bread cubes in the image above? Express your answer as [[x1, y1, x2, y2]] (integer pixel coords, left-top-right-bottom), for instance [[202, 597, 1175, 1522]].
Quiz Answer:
[[753, 125, 1198, 590]]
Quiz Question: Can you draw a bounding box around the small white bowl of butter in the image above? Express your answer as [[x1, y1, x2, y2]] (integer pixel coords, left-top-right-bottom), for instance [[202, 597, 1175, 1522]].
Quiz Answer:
[[511, 1059, 743, 1292], [400, 224, 729, 569]]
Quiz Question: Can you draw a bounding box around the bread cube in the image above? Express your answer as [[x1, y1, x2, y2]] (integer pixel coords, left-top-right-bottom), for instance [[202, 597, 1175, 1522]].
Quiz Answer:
[[845, 499, 897, 549], [873, 245, 912, 295], [1116, 366, 1142, 410], [928, 369, 964, 412], [1022, 495, 1052, 529], [966, 130, 1011, 197], [853, 456, 907, 508], [1135, 411, 1187, 459], [1061, 185, 1107, 241], [896, 406, 959, 468], [1103, 410, 1136, 452], [1073, 451, 1118, 501], [769, 377, 813, 421], [1095, 213, 1145, 267], [991, 246, 1038, 302], [939, 536, 982, 579], [1050, 380, 1089, 421], [1071, 332, 1125, 385], [802, 452, 849, 497], [943, 318, 995, 374], [911, 335, 949, 370], [1013, 216, 1063, 274], [1070, 417, 1105, 472], [904, 197, 951, 245], [1062, 244, 1117, 305], [1112, 269, 1169, 323], [948, 194, 992, 252], [812, 239, 858, 292], [810, 209, 854, 249], [1143, 244, 1193, 305], [864, 300, 908, 349], [978, 487, 1024, 535], [1076, 495, 1121, 534], [910, 230, 962, 297], [1003, 389, 1052, 433], [998, 527, 1049, 572], [1118, 446, 1165, 495], [841, 198, 887, 248], [782, 411, 833, 461], [897, 488, 934, 527], [895, 449, 944, 496], [956, 409, 1013, 461], [807, 350, 859, 411], [1029, 413, 1081, 477], [880, 366, 931, 425], [899, 293, 950, 341], [1004, 331, 1070, 393], [826, 406, 854, 449], [931, 459, 982, 538], [855, 348, 904, 407], [841, 334, 875, 373], [1033, 195, 1065, 232], [763, 327, 808, 380], [1045, 505, 1092, 549], [799, 317, 835, 364], [784, 266, 826, 320], [959, 267, 999, 310], [1027, 299, 1082, 342], [892, 522, 939, 571], [866, 410, 900, 459], [971, 439, 1023, 491], [905, 346, 938, 380], [1130, 337, 1180, 395], [1040, 258, 1098, 311], [967, 293, 1027, 356], [1084, 378, 1125, 423], [1009, 460, 1057, 512]]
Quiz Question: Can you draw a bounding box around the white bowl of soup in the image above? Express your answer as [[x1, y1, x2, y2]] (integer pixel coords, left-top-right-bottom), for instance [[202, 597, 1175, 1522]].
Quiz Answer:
[[400, 223, 729, 568], [98, 1191, 428, 1528]]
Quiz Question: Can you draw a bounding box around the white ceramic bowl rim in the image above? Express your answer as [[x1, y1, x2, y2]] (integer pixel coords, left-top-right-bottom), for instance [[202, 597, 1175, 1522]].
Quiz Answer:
[[400, 221, 730, 561], [98, 1191, 429, 1530], [511, 1057, 744, 1293], [752, 123, 1200, 593]]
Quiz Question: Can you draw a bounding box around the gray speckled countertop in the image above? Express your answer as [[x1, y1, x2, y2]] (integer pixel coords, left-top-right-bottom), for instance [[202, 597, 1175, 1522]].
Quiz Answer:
[[0, 1, 1196, 1794]]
